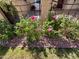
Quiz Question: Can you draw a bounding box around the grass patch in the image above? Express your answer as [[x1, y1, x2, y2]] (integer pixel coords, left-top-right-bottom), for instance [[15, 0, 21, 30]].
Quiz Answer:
[[0, 46, 9, 56], [0, 46, 79, 59]]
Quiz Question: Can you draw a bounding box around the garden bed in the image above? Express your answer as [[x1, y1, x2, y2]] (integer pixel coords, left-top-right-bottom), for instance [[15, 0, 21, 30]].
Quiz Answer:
[[0, 36, 79, 48], [0, 15, 79, 48]]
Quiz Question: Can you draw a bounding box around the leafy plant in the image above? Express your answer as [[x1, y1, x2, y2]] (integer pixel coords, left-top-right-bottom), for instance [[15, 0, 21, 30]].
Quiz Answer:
[[15, 15, 79, 41], [15, 17, 42, 42], [43, 15, 79, 40], [0, 19, 14, 40], [57, 16, 79, 40], [42, 19, 60, 38]]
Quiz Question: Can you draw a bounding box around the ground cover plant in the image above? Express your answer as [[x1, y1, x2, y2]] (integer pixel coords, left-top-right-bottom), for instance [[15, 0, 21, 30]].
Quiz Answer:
[[0, 19, 14, 41]]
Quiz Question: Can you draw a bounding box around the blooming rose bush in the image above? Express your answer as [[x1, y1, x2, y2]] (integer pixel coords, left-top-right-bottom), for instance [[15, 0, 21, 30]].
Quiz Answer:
[[15, 16, 42, 42], [15, 15, 79, 41], [0, 14, 78, 42], [42, 18, 60, 38], [30, 16, 37, 21], [43, 15, 79, 40]]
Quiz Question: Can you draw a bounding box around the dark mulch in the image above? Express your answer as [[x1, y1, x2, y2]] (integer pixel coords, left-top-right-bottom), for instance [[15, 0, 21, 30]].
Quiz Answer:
[[0, 36, 79, 48]]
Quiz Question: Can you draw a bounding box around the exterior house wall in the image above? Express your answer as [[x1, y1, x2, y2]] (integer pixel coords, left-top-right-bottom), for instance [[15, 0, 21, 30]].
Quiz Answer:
[[11, 0, 79, 17], [27, 0, 34, 3], [63, 0, 79, 9], [0, 0, 79, 19], [0, 0, 37, 19], [12, 0, 37, 17], [41, 0, 79, 19], [12, 0, 31, 17]]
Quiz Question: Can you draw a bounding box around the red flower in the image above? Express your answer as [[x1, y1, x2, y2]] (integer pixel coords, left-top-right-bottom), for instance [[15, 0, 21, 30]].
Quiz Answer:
[[52, 15, 59, 21], [30, 16, 36, 21], [47, 27, 52, 32]]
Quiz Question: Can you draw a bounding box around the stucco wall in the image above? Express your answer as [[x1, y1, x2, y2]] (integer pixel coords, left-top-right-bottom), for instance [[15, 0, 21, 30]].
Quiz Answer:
[[0, 0, 38, 19], [12, 0, 31, 17], [1, 0, 79, 19], [27, 0, 34, 3], [63, 0, 79, 9]]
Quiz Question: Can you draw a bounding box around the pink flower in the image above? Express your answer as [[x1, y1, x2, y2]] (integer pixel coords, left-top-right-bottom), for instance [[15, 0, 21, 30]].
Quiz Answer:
[[52, 15, 59, 21], [47, 27, 52, 32], [30, 16, 36, 21]]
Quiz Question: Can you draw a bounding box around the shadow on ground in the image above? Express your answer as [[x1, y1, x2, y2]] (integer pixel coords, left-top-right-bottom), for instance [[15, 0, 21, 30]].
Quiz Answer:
[[55, 48, 79, 59], [27, 47, 79, 59], [0, 46, 9, 59], [28, 47, 48, 59]]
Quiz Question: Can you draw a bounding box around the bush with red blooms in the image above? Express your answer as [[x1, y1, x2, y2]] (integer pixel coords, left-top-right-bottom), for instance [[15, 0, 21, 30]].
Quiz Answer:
[[15, 15, 79, 41], [30, 16, 37, 21], [43, 15, 79, 40], [15, 16, 42, 42]]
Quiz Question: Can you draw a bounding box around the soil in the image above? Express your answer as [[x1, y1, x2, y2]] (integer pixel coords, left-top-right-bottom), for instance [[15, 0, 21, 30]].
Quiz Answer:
[[0, 36, 79, 48]]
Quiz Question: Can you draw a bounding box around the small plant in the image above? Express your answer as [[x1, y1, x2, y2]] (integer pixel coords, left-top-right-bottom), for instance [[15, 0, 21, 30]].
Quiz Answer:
[[15, 16, 42, 42], [42, 19, 60, 38], [43, 15, 79, 40], [0, 19, 14, 40], [58, 16, 79, 40]]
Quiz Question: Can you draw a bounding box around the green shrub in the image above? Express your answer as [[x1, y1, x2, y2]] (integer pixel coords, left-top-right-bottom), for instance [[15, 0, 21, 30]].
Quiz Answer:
[[15, 17, 42, 42], [60, 19, 79, 40], [0, 20, 14, 40], [42, 19, 60, 38], [43, 15, 79, 40], [15, 15, 79, 41]]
